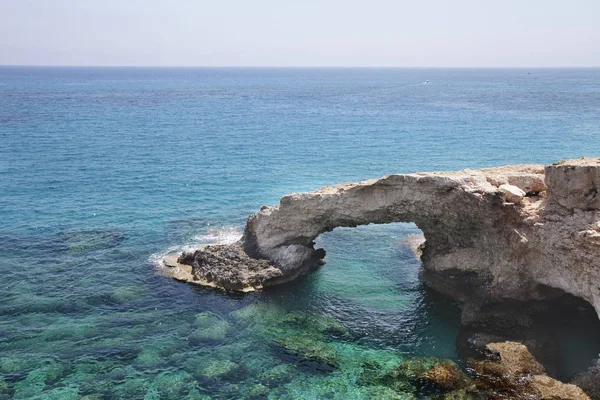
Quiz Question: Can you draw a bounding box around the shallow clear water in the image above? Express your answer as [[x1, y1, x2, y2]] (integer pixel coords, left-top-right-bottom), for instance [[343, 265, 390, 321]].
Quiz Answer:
[[1, 67, 600, 399]]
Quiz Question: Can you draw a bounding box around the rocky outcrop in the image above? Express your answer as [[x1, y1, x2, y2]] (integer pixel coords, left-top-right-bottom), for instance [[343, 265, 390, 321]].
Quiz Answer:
[[163, 243, 283, 292], [464, 341, 591, 399], [356, 342, 591, 398], [165, 158, 600, 321]]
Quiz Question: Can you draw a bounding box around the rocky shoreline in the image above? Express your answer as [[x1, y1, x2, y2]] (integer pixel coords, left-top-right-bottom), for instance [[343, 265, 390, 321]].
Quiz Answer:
[[164, 158, 599, 310], [163, 157, 600, 398]]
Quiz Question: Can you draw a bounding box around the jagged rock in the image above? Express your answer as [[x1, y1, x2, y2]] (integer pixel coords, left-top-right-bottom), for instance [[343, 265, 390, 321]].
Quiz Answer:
[[391, 358, 457, 382], [532, 375, 591, 400], [498, 183, 526, 203], [483, 341, 545, 376], [546, 158, 600, 210], [572, 359, 600, 400], [422, 363, 470, 390], [366, 342, 592, 399], [469, 341, 591, 400], [163, 243, 283, 291]]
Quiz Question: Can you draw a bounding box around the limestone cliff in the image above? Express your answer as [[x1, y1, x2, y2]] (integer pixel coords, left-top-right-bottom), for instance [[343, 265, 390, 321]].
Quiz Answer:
[[166, 158, 600, 321]]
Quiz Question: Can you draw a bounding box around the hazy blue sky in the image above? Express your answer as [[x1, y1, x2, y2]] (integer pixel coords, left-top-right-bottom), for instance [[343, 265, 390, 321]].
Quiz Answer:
[[1, 0, 599, 67]]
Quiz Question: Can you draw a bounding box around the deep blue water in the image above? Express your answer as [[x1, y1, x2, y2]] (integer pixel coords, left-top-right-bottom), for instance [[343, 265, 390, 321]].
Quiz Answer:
[[1, 67, 599, 399]]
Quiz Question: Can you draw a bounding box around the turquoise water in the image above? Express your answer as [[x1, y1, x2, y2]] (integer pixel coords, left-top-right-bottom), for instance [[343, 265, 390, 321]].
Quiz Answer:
[[1, 67, 600, 399]]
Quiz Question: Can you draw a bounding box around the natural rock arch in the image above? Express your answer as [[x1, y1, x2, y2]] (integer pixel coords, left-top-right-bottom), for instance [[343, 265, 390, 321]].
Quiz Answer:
[[167, 159, 600, 321]]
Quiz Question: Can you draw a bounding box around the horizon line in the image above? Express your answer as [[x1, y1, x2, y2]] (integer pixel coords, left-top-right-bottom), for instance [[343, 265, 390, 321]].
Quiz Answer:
[[1, 64, 600, 69]]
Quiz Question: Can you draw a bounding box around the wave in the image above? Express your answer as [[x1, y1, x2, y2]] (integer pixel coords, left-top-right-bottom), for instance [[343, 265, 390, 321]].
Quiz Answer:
[[149, 225, 243, 271], [193, 226, 242, 245]]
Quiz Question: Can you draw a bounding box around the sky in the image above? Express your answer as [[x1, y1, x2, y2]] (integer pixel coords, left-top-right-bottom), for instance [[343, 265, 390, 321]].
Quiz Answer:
[[1, 0, 599, 67]]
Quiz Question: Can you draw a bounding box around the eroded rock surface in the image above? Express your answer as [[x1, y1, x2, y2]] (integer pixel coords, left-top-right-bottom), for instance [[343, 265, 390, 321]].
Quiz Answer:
[[164, 243, 283, 292], [466, 341, 591, 400], [355, 342, 591, 399], [164, 158, 600, 322]]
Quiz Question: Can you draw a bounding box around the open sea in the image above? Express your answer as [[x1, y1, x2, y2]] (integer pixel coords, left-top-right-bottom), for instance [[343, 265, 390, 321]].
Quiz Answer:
[[1, 67, 600, 399]]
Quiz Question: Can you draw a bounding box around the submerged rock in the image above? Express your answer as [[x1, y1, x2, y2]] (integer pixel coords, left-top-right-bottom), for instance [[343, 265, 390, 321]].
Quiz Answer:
[[281, 311, 351, 339], [200, 359, 241, 379], [152, 371, 197, 399], [247, 383, 270, 399], [272, 335, 339, 371], [440, 387, 489, 400], [189, 312, 231, 343], [59, 228, 124, 254], [259, 363, 296, 387], [0, 356, 29, 374], [13, 368, 46, 399], [361, 385, 417, 399], [134, 349, 162, 369], [372, 357, 469, 395]]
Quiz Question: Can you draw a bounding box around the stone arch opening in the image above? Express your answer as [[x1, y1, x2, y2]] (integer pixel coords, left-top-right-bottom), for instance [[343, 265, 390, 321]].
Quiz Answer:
[[310, 221, 462, 358]]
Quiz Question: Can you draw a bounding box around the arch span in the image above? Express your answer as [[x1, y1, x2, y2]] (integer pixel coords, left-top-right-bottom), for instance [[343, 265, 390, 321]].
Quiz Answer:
[[243, 172, 511, 276]]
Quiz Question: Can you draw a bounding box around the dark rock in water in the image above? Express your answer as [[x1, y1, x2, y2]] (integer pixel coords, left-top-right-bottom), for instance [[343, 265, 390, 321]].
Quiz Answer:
[[58, 229, 125, 254], [467, 341, 591, 400], [373, 357, 469, 396], [172, 243, 284, 291], [279, 311, 351, 340], [365, 343, 591, 399], [357, 361, 390, 387], [259, 364, 296, 387], [572, 359, 600, 400], [176, 250, 196, 266], [421, 363, 470, 391], [0, 376, 10, 398], [247, 383, 270, 399], [271, 335, 339, 372], [188, 312, 231, 343], [93, 345, 140, 362]]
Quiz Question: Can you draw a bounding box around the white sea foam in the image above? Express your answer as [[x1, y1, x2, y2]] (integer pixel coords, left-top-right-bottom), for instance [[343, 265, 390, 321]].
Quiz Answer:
[[193, 226, 243, 245], [149, 225, 243, 272]]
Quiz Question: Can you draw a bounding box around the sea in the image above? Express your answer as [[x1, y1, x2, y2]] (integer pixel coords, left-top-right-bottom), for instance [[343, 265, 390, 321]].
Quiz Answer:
[[1, 67, 599, 399]]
